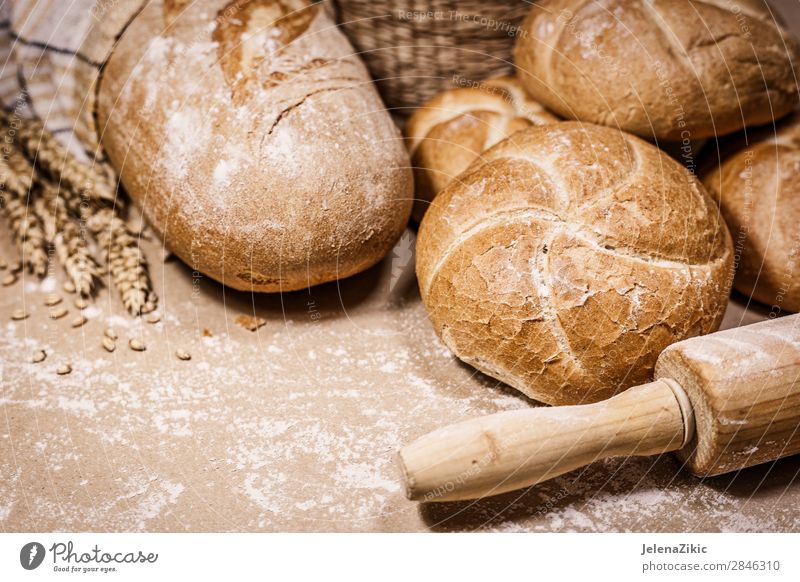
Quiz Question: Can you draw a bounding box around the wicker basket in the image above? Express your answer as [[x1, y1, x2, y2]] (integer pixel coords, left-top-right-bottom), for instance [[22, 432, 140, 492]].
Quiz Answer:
[[333, 0, 529, 115]]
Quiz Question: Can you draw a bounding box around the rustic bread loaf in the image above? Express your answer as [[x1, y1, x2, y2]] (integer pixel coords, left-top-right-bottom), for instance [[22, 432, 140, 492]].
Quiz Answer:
[[514, 0, 799, 141], [406, 76, 558, 221], [417, 122, 733, 405], [96, 0, 412, 292], [703, 113, 800, 313]]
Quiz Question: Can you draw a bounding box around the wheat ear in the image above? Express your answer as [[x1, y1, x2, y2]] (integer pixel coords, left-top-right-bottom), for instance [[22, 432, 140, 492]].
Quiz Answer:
[[88, 207, 156, 315], [35, 181, 101, 296], [0, 110, 117, 206], [0, 141, 48, 275]]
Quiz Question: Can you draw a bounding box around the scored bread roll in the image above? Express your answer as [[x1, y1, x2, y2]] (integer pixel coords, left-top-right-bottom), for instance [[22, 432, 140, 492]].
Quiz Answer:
[[96, 0, 412, 292], [417, 122, 733, 405], [703, 113, 800, 313], [514, 0, 799, 141], [405, 76, 558, 221]]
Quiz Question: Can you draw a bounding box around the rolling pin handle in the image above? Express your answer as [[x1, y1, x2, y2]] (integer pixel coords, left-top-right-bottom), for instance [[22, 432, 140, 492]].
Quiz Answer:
[[399, 378, 695, 502]]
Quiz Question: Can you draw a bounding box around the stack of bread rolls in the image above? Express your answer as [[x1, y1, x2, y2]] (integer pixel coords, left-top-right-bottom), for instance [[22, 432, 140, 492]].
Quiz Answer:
[[411, 0, 799, 405]]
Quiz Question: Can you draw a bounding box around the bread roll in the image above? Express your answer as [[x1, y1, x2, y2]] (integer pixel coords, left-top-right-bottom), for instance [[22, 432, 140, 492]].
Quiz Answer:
[[406, 76, 558, 221], [703, 113, 800, 313], [514, 0, 799, 141], [97, 0, 412, 292], [417, 122, 733, 405]]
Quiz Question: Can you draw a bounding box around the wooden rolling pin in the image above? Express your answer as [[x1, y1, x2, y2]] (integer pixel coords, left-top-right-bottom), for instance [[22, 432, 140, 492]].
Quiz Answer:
[[399, 314, 800, 502]]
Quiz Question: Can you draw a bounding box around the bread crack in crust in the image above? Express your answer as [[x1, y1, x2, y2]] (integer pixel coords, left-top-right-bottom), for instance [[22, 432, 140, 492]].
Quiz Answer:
[[97, 0, 413, 292], [417, 122, 733, 405]]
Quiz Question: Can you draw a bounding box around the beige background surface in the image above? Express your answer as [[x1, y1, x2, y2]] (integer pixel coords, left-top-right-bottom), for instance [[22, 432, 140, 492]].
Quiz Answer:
[[1, 223, 799, 533], [2, 0, 800, 533]]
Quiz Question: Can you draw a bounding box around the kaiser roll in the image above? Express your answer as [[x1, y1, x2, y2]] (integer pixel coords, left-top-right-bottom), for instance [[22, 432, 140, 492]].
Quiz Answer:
[[703, 113, 800, 313], [416, 122, 733, 405], [96, 0, 412, 292], [514, 0, 799, 141], [406, 76, 558, 221]]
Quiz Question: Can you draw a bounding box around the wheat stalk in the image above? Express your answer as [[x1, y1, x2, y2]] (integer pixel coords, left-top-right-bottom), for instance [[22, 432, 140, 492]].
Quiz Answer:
[[35, 181, 101, 296], [0, 141, 48, 276], [3, 195, 49, 276], [88, 207, 156, 315], [0, 109, 117, 206], [1, 110, 157, 314]]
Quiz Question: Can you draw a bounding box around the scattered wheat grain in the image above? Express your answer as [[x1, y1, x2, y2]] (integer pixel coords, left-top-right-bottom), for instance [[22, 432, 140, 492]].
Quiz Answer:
[[101, 337, 116, 352], [11, 309, 28, 321], [129, 338, 146, 352], [49, 306, 68, 319]]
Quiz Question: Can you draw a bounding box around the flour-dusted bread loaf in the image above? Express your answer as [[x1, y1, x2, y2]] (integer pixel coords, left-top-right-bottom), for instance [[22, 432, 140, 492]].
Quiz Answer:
[[406, 76, 558, 221], [417, 122, 733, 405], [514, 0, 799, 141], [96, 0, 412, 292], [703, 113, 800, 313]]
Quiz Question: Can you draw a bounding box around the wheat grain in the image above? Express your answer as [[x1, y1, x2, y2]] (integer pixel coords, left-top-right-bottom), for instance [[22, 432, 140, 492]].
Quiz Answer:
[[128, 338, 146, 352], [11, 309, 28, 320], [176, 350, 191, 361], [44, 294, 62, 306], [101, 337, 116, 352], [56, 364, 72, 375], [32, 349, 46, 363], [49, 306, 68, 319]]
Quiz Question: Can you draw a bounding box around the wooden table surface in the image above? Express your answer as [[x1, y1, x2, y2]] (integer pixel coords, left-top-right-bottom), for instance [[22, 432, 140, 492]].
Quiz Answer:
[[2, 0, 800, 533]]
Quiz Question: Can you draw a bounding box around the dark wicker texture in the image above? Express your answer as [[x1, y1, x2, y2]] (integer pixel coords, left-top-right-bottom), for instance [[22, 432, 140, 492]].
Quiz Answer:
[[333, 0, 529, 114]]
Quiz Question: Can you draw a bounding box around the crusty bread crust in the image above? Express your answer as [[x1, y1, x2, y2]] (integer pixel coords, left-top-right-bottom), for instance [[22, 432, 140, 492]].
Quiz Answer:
[[514, 0, 799, 141], [703, 113, 800, 313], [97, 0, 412, 292], [417, 122, 733, 405], [405, 76, 558, 221]]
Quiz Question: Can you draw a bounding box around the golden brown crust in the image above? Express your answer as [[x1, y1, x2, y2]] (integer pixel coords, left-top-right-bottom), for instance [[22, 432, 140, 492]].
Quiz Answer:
[[514, 0, 799, 141], [405, 76, 558, 221], [417, 122, 733, 405], [703, 112, 800, 312], [97, 0, 412, 292]]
